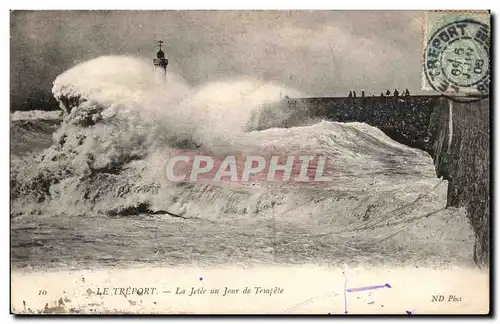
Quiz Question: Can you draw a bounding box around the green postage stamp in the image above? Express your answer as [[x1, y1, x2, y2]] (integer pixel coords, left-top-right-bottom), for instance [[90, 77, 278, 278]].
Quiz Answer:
[[422, 11, 490, 95]]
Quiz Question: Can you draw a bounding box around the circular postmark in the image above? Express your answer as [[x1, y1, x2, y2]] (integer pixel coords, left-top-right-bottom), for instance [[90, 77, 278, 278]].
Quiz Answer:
[[424, 19, 490, 95]]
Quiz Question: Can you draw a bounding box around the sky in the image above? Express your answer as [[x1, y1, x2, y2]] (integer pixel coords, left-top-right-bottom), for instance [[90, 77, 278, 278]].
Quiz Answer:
[[10, 10, 428, 109]]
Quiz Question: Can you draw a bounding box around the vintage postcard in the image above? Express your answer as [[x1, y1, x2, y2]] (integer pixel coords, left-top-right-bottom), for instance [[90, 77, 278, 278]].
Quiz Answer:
[[10, 10, 490, 315]]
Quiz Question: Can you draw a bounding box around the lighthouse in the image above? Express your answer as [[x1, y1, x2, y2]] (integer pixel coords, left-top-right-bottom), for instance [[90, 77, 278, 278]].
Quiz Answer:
[[153, 40, 168, 82]]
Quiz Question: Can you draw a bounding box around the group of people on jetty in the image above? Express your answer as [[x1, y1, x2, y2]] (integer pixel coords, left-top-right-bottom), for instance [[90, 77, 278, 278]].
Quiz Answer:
[[348, 89, 411, 98]]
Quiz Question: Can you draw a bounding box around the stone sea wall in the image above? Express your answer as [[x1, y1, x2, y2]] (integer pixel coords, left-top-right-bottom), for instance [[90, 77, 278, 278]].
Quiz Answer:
[[430, 97, 490, 267], [286, 96, 441, 152]]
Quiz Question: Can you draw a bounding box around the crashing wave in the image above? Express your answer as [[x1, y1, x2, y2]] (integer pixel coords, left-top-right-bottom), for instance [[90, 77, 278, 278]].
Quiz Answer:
[[11, 55, 442, 230], [11, 56, 305, 217]]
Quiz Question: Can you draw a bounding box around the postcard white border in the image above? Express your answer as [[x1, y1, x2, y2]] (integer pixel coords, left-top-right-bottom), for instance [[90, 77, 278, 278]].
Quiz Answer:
[[4, 0, 498, 322]]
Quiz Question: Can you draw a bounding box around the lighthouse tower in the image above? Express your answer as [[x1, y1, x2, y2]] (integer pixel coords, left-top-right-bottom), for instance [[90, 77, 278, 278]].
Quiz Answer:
[[153, 40, 168, 83]]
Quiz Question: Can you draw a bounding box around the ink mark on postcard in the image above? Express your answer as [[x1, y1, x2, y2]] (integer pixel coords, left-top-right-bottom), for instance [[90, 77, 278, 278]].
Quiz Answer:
[[422, 12, 490, 95]]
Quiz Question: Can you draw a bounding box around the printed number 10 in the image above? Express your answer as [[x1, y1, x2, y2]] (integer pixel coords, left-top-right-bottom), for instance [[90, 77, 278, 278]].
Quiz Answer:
[[38, 290, 47, 295]]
